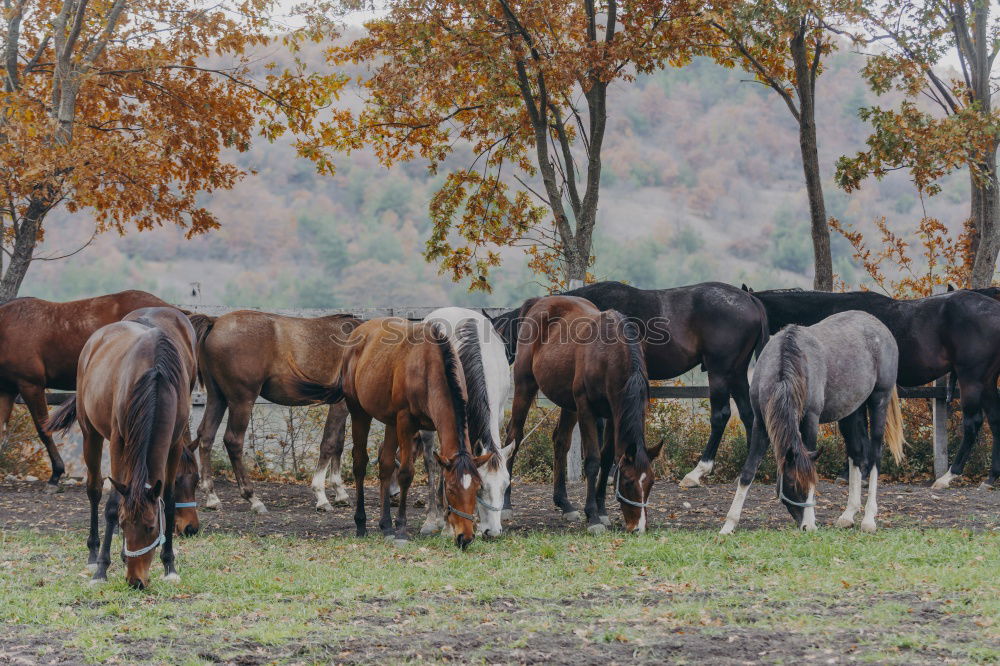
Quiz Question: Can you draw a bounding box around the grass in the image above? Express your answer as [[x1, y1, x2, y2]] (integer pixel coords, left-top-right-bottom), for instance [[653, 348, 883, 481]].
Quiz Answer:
[[1, 527, 998, 663]]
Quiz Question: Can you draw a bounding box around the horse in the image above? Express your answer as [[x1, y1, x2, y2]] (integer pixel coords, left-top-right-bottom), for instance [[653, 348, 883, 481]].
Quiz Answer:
[[45, 307, 197, 588], [491, 281, 766, 493], [416, 307, 513, 538], [173, 446, 201, 537], [290, 318, 490, 549], [0, 290, 170, 490], [503, 295, 663, 534], [187, 311, 361, 514], [747, 286, 1000, 490], [720, 312, 905, 534]]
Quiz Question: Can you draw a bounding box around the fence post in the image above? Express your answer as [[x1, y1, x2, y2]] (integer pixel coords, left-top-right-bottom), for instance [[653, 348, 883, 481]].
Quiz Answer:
[[566, 279, 584, 482], [932, 377, 949, 479]]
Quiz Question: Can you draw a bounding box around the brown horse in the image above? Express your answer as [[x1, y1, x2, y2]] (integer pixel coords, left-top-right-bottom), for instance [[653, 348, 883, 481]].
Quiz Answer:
[[46, 307, 197, 588], [290, 318, 490, 549], [187, 311, 361, 514], [504, 296, 663, 533], [173, 446, 201, 537], [0, 290, 170, 490]]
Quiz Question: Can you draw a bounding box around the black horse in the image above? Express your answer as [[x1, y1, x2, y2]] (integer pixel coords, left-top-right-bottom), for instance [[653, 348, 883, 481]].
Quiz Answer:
[[747, 286, 1000, 489], [491, 281, 769, 509]]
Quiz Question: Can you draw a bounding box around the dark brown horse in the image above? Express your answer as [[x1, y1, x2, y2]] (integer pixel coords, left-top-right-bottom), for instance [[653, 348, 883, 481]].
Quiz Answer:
[[46, 307, 197, 588], [0, 290, 170, 490], [492, 282, 766, 491], [188, 311, 360, 514], [290, 318, 490, 549], [504, 296, 663, 533]]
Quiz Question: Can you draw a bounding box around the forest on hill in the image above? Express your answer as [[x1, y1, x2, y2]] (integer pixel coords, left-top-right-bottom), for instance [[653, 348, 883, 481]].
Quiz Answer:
[[21, 50, 968, 309]]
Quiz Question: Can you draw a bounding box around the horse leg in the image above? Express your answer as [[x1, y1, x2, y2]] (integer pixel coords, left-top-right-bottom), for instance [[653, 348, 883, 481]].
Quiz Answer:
[[194, 384, 227, 509], [83, 429, 104, 573], [680, 374, 732, 487], [797, 413, 820, 531], [834, 410, 866, 529], [18, 383, 64, 491], [161, 476, 179, 581], [720, 417, 768, 534], [312, 402, 350, 511], [0, 391, 14, 441], [351, 413, 372, 537], [220, 400, 266, 514], [574, 403, 603, 534], [393, 420, 417, 543], [977, 384, 1000, 489], [860, 390, 891, 533], [419, 431, 446, 535], [92, 486, 121, 584], [551, 408, 579, 520], [933, 379, 984, 489], [377, 425, 399, 539], [502, 377, 537, 518], [594, 418, 613, 527]]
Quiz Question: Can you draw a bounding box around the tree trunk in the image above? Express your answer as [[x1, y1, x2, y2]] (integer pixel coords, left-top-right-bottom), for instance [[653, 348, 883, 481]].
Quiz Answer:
[[0, 198, 47, 303], [790, 28, 833, 291], [969, 150, 1000, 288]]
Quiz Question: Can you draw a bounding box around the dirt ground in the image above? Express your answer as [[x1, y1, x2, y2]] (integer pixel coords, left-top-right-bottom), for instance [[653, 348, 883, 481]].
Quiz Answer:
[[2, 474, 997, 536]]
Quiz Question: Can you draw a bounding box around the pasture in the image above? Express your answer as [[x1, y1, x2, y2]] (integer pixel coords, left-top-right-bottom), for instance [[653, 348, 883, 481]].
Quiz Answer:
[[2, 478, 998, 664]]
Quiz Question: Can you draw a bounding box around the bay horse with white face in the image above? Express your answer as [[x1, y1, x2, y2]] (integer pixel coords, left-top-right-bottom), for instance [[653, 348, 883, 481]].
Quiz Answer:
[[416, 308, 513, 539], [504, 296, 663, 534], [492, 282, 766, 491], [720, 311, 905, 534], [290, 318, 489, 549], [188, 311, 360, 514], [0, 290, 170, 490], [46, 307, 197, 588]]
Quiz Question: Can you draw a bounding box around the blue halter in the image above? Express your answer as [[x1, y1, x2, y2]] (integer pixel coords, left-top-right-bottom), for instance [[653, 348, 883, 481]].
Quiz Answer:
[[777, 474, 816, 508], [174, 501, 198, 508]]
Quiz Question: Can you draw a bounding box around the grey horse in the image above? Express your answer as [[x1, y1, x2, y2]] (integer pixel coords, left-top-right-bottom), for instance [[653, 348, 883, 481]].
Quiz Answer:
[[721, 311, 905, 534]]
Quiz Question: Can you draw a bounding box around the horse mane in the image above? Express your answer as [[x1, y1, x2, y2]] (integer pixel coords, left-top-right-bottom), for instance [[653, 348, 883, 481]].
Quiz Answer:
[[610, 311, 650, 465], [428, 323, 479, 478], [764, 325, 816, 492], [121, 330, 185, 517], [456, 318, 499, 470]]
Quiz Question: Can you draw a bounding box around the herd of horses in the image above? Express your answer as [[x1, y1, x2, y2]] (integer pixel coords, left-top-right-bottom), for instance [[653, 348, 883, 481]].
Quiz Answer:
[[1, 282, 999, 588]]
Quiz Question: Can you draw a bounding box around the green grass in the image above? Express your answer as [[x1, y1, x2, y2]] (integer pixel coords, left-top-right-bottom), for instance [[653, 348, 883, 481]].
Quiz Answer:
[[1, 528, 998, 663]]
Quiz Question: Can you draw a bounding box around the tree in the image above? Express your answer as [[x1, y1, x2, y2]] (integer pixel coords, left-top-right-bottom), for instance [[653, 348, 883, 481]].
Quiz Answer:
[[0, 0, 340, 301], [836, 0, 1000, 288], [708, 0, 861, 291], [322, 0, 712, 291]]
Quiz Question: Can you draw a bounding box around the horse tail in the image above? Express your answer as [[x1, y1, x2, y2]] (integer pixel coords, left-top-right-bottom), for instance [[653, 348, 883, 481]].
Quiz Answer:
[[613, 311, 649, 460], [45, 395, 78, 434], [186, 314, 216, 389], [752, 295, 770, 361], [884, 385, 906, 465], [122, 330, 185, 513], [286, 356, 345, 404], [456, 318, 498, 469], [763, 326, 815, 491]]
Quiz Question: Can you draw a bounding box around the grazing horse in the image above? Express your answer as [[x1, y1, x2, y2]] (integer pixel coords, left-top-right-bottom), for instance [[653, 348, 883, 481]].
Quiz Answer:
[[417, 307, 513, 538], [173, 446, 201, 537], [504, 296, 664, 533], [188, 311, 361, 514], [748, 287, 1000, 490], [492, 281, 766, 492], [290, 318, 490, 549], [46, 307, 197, 588], [721, 312, 905, 534], [0, 290, 170, 490]]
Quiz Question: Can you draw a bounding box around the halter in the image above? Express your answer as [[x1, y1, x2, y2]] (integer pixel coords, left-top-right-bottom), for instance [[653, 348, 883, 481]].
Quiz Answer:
[[613, 455, 649, 509], [174, 501, 198, 508], [437, 469, 479, 522], [122, 486, 165, 558], [777, 473, 816, 508]]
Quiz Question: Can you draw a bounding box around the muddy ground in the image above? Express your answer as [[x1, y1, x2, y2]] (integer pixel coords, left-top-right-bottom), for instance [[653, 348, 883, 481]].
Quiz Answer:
[[2, 475, 998, 537]]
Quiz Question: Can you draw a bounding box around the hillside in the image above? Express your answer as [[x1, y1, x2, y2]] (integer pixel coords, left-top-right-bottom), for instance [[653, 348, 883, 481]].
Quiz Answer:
[[19, 50, 969, 308]]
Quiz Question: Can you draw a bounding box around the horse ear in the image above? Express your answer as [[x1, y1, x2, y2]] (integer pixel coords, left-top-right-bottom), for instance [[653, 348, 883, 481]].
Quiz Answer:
[[472, 451, 494, 468], [482, 309, 496, 323], [500, 442, 516, 459], [147, 479, 163, 498], [109, 477, 128, 496], [646, 438, 665, 460], [741, 283, 754, 293], [946, 283, 955, 292], [434, 451, 454, 470]]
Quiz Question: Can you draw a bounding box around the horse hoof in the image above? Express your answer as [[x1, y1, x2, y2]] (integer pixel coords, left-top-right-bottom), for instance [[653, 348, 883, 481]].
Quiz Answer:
[[204, 495, 221, 510], [419, 523, 442, 536], [393, 539, 409, 548], [930, 480, 950, 490], [562, 511, 580, 522], [835, 517, 854, 529], [860, 521, 877, 533], [599, 515, 611, 527], [978, 481, 995, 491], [356, 528, 367, 538], [316, 502, 333, 513], [332, 495, 351, 507], [800, 523, 818, 533], [250, 501, 268, 515], [44, 483, 62, 494], [587, 523, 606, 535], [88, 577, 106, 587], [86, 563, 98, 574], [719, 521, 736, 535], [164, 572, 181, 583], [678, 475, 701, 489], [501, 509, 513, 520]]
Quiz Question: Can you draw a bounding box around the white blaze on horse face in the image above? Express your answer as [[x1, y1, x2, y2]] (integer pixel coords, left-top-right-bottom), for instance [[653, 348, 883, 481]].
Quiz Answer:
[[800, 487, 817, 531], [721, 482, 751, 534], [461, 473, 472, 490]]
